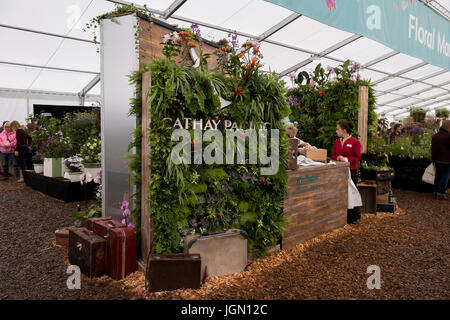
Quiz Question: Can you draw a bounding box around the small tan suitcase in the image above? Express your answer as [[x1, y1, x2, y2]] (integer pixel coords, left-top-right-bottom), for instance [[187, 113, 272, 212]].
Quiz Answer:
[[184, 229, 248, 281]]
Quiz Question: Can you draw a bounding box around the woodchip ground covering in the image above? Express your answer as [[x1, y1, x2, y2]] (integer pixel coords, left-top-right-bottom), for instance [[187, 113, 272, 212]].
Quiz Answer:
[[0, 179, 448, 300]]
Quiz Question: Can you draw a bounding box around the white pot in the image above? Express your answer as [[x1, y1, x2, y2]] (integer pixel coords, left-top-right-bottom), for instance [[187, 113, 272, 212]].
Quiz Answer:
[[64, 171, 83, 182], [43, 158, 63, 177], [83, 163, 101, 179], [33, 163, 44, 174]]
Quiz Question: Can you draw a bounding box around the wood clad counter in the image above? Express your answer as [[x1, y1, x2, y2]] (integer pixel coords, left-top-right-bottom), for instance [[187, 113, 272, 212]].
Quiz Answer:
[[282, 162, 349, 249]]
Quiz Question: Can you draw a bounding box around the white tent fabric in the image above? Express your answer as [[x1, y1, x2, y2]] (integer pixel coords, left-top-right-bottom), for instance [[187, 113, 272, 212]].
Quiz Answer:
[[0, 0, 449, 123]]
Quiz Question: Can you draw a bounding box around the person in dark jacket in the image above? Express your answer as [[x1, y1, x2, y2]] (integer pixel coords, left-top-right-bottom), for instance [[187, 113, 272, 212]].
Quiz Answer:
[[389, 123, 403, 144], [10, 120, 32, 183], [332, 121, 362, 224], [431, 120, 450, 200]]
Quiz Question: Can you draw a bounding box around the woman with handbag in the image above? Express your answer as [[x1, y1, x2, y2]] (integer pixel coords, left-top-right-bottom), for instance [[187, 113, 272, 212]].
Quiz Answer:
[[431, 120, 450, 200], [332, 121, 362, 224]]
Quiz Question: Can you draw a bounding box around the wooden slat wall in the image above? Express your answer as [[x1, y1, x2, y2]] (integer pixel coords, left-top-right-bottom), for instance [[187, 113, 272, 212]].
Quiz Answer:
[[139, 18, 219, 69], [138, 17, 220, 260], [282, 162, 349, 249], [358, 86, 369, 154]]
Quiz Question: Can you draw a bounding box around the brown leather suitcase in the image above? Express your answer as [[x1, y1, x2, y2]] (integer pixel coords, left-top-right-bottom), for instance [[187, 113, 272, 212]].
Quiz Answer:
[[55, 227, 74, 247], [148, 253, 201, 292], [68, 227, 106, 278], [184, 229, 248, 281], [92, 219, 124, 238], [106, 226, 137, 280], [83, 216, 111, 231]]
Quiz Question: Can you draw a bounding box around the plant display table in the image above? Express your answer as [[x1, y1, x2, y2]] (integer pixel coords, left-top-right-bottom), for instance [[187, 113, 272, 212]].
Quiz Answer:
[[282, 161, 349, 249], [23, 171, 96, 203]]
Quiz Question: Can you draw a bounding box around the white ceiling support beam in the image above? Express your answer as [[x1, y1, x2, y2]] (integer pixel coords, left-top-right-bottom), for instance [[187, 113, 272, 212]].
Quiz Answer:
[[105, 0, 164, 15], [372, 61, 429, 85], [78, 74, 101, 105], [0, 61, 99, 75], [419, 0, 450, 21], [363, 51, 400, 68], [279, 34, 362, 76], [377, 81, 450, 106], [386, 94, 450, 115], [258, 13, 302, 41], [0, 87, 101, 101], [0, 23, 97, 43], [161, 0, 188, 20]]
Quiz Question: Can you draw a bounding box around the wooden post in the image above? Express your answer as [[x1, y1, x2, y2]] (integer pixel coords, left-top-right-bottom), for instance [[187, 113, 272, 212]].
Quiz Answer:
[[358, 86, 369, 154], [141, 72, 152, 261]]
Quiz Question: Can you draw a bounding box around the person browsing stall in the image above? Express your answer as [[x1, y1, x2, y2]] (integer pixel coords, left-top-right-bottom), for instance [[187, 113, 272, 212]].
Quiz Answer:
[[331, 121, 362, 224]]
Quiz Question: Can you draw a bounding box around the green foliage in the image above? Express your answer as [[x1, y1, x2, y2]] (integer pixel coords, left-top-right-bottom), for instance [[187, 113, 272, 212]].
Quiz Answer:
[[60, 110, 100, 156], [127, 38, 289, 256], [287, 60, 377, 154], [435, 108, 449, 118], [80, 137, 101, 163]]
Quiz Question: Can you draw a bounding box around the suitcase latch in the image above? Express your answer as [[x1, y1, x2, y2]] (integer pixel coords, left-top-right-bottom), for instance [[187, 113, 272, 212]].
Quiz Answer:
[[76, 242, 82, 251]]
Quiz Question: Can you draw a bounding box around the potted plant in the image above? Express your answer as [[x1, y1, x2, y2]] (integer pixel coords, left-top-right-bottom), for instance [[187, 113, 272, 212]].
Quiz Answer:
[[435, 108, 449, 119], [80, 137, 101, 177], [32, 152, 44, 174], [41, 137, 68, 178], [409, 106, 427, 123], [63, 155, 84, 182]]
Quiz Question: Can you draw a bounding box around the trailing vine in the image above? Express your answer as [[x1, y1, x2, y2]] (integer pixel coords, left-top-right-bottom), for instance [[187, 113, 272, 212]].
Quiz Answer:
[[83, 3, 152, 53]]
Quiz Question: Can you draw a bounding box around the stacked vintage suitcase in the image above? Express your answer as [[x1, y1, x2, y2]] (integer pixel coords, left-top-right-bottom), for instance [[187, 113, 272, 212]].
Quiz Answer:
[[146, 229, 248, 292], [68, 217, 137, 279]]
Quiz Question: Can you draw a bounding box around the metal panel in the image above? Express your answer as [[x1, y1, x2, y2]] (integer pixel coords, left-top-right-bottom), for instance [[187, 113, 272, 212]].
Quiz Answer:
[[101, 15, 139, 221]]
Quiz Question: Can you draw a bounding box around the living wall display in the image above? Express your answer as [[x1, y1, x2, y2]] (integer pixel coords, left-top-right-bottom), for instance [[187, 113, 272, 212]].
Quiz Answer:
[[128, 25, 290, 256], [286, 60, 377, 154]]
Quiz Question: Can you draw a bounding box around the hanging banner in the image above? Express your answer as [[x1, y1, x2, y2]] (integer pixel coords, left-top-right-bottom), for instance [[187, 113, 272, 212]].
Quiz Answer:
[[265, 0, 449, 70]]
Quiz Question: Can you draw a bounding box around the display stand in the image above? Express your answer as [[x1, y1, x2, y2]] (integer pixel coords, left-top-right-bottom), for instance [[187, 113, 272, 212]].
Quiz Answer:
[[282, 162, 349, 249]]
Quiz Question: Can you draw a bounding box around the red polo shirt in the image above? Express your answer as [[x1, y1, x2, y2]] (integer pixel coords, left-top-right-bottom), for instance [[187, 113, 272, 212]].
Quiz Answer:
[[331, 136, 361, 170]]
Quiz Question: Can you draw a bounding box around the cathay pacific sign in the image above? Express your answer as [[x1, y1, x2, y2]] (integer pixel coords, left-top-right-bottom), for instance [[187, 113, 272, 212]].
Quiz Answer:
[[265, 0, 449, 70]]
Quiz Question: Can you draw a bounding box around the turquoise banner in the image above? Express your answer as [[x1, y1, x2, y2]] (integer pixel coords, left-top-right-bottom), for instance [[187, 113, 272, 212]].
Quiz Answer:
[[265, 0, 449, 70]]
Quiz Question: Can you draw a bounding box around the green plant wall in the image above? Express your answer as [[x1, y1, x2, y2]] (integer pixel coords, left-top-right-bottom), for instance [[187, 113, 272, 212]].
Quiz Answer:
[[128, 32, 290, 256], [287, 61, 377, 154]]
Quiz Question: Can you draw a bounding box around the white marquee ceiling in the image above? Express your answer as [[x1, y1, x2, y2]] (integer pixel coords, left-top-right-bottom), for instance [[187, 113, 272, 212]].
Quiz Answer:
[[0, 0, 449, 120]]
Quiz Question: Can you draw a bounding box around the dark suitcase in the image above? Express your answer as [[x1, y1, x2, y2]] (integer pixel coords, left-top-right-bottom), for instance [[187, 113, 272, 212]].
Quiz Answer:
[[148, 253, 201, 292], [83, 216, 111, 231], [92, 219, 124, 238], [357, 181, 377, 214], [184, 229, 248, 281], [106, 226, 138, 280], [68, 227, 106, 278]]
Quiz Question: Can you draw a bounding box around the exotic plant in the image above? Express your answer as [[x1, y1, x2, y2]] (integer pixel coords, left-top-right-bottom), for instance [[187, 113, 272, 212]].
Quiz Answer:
[[26, 114, 61, 154], [40, 137, 68, 158], [80, 137, 101, 164]]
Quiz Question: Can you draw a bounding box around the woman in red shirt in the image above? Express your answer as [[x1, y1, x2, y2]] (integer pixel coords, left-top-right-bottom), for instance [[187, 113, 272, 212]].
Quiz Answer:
[[332, 121, 361, 224]]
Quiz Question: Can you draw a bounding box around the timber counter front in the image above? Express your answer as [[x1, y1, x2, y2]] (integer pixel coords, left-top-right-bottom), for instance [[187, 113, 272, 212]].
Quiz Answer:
[[282, 162, 349, 249]]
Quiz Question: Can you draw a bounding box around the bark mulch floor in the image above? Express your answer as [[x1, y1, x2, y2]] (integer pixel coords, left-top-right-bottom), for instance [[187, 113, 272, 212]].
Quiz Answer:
[[0, 179, 448, 300]]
